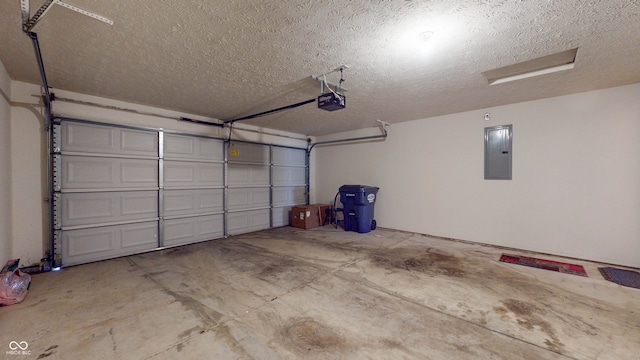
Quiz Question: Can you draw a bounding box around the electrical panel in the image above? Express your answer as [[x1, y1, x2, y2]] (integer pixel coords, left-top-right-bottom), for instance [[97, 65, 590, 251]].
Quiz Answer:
[[484, 125, 512, 180]]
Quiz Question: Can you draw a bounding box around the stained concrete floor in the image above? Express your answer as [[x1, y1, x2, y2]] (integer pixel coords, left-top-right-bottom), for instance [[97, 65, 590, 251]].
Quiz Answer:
[[2, 226, 639, 359]]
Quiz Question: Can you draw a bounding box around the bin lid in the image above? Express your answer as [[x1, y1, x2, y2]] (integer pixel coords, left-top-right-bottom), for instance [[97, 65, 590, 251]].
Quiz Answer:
[[339, 185, 379, 192]]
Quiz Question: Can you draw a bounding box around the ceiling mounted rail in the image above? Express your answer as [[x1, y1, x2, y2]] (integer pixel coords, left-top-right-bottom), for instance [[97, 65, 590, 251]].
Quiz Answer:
[[179, 117, 224, 127], [25, 31, 52, 114], [307, 120, 389, 153], [19, 0, 114, 124], [22, 0, 53, 32], [225, 65, 350, 124], [311, 65, 349, 93], [21, 0, 113, 32], [224, 98, 316, 124], [20, 0, 31, 30]]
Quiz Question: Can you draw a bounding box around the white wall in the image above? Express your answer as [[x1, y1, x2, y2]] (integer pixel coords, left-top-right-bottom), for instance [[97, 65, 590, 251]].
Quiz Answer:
[[0, 60, 11, 262], [9, 83, 311, 266], [10, 82, 45, 266], [315, 84, 640, 268]]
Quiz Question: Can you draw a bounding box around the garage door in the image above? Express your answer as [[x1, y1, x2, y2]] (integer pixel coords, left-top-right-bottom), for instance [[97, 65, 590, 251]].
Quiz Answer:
[[52, 119, 308, 266], [226, 142, 272, 235], [271, 146, 307, 227], [53, 121, 160, 266], [162, 133, 225, 247]]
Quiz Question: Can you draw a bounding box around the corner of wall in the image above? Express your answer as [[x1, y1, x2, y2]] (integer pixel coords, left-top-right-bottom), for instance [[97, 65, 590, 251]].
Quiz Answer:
[[7, 80, 46, 266], [0, 59, 13, 261]]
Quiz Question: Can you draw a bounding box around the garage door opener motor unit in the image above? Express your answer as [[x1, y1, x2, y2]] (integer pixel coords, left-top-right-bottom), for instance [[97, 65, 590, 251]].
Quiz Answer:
[[332, 185, 379, 234], [317, 92, 345, 111], [315, 65, 348, 112]]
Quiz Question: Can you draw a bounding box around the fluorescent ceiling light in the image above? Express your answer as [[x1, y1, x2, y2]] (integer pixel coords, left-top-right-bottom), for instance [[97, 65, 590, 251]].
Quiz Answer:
[[483, 48, 578, 85], [488, 63, 575, 85]]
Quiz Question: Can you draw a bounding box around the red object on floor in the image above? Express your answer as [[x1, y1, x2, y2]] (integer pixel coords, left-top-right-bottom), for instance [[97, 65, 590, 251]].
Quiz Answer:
[[499, 254, 587, 277]]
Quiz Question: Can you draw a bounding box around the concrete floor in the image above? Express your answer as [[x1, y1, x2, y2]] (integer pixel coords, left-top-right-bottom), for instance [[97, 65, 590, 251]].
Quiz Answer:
[[2, 226, 639, 359]]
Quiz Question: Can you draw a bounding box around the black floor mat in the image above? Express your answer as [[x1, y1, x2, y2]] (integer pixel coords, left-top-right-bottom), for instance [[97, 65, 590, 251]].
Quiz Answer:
[[598, 267, 640, 289]]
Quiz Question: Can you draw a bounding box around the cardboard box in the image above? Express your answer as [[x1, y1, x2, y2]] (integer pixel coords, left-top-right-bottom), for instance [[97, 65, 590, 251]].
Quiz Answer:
[[291, 204, 331, 230]]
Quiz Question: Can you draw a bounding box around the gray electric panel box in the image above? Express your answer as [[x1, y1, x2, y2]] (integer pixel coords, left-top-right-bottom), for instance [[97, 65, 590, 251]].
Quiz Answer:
[[484, 125, 512, 180]]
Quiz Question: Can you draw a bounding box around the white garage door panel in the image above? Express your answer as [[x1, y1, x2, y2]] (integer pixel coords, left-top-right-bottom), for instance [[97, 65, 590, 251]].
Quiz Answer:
[[120, 130, 159, 154], [61, 191, 158, 227], [227, 187, 270, 210], [228, 142, 269, 163], [272, 147, 306, 166], [227, 209, 271, 235], [272, 186, 306, 207], [164, 134, 223, 161], [63, 221, 158, 266], [164, 189, 224, 217], [272, 206, 292, 227], [62, 156, 158, 189], [272, 166, 306, 186], [164, 161, 224, 188], [163, 214, 224, 247], [55, 120, 309, 266], [62, 122, 158, 156], [227, 164, 270, 186]]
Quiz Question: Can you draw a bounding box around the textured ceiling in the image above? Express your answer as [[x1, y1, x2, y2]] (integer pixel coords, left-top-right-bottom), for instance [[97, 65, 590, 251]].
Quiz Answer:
[[1, 1, 639, 136]]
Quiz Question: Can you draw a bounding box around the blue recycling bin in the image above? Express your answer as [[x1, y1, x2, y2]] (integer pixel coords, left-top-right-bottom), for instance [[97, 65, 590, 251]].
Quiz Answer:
[[339, 185, 379, 233]]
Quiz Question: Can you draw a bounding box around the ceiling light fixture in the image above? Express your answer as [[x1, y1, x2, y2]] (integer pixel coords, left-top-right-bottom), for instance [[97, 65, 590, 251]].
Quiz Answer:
[[483, 48, 578, 85], [419, 31, 434, 43]]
